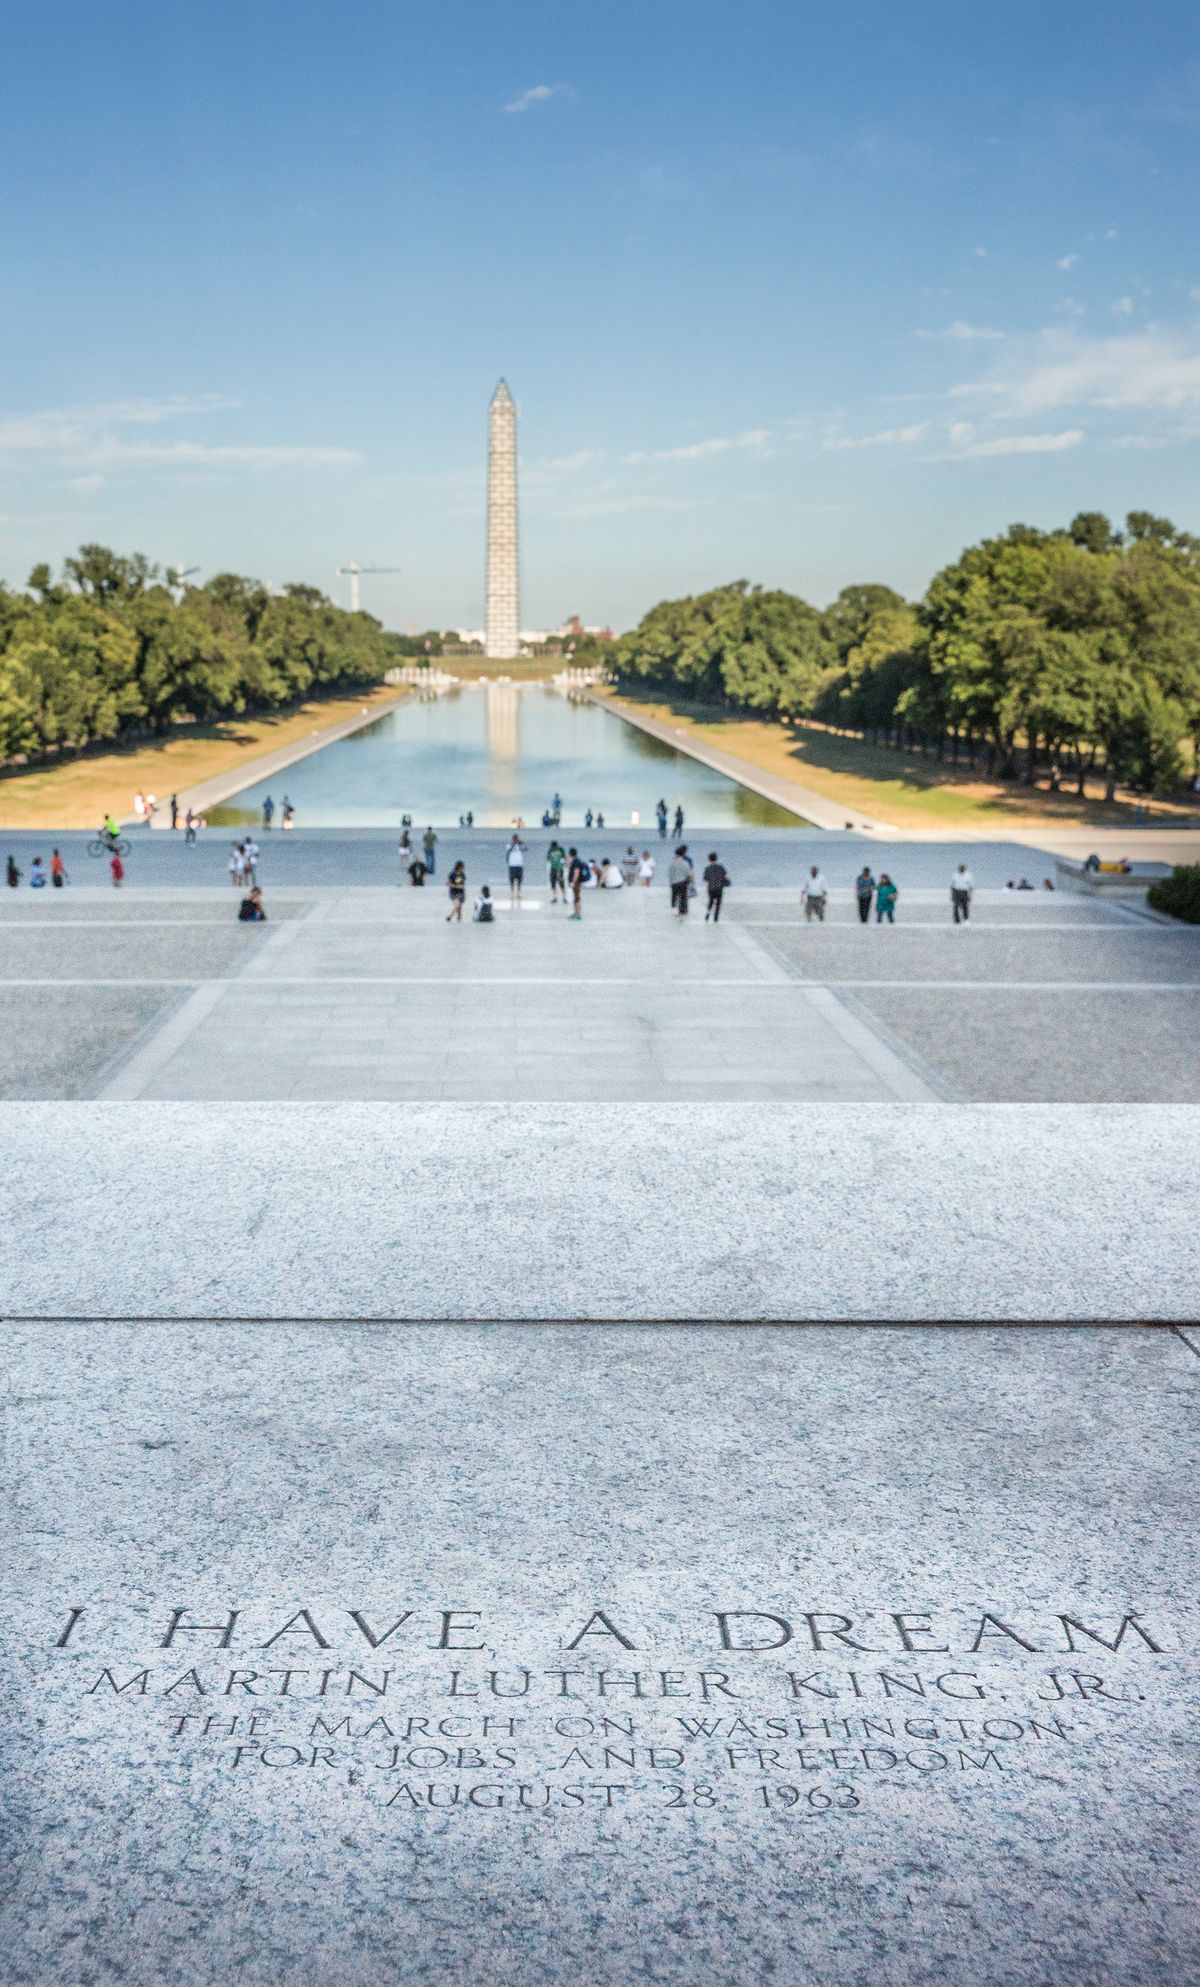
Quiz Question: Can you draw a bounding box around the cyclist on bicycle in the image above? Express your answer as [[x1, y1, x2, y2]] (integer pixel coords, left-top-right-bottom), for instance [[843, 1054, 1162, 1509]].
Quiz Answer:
[[101, 813, 120, 847]]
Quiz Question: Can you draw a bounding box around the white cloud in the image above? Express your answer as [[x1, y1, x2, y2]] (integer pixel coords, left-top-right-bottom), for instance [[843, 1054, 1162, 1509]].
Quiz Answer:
[[0, 395, 237, 452], [916, 320, 1004, 342], [974, 246, 988, 257], [946, 429, 1084, 458], [503, 83, 575, 114], [1056, 297, 1087, 316], [1111, 296, 1134, 316], [0, 396, 360, 472], [88, 441, 360, 467], [821, 422, 927, 451], [1057, 252, 1081, 271], [625, 427, 770, 464], [952, 326, 1200, 415]]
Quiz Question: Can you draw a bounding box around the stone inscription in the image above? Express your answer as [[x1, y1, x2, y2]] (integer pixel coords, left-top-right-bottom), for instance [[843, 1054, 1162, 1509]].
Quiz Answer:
[[43, 1602, 1176, 1818]]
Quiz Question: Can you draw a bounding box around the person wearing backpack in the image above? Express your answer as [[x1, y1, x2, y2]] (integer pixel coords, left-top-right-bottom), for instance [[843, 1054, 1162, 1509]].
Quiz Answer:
[[446, 859, 467, 923], [876, 874, 899, 924], [567, 848, 587, 920], [474, 885, 495, 923]]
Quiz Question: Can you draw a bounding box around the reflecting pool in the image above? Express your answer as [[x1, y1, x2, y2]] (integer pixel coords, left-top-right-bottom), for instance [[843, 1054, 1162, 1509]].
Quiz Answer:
[[208, 685, 808, 829]]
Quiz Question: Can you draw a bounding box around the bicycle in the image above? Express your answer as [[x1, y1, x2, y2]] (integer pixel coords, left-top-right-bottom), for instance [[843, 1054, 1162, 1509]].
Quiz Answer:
[[88, 835, 130, 857]]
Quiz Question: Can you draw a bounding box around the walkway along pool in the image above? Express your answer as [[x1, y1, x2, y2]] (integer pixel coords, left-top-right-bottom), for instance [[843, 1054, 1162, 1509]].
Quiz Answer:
[[207, 684, 809, 830]]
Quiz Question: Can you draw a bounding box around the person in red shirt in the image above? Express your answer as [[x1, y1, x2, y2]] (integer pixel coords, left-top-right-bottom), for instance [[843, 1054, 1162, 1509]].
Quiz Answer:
[[110, 852, 124, 888], [51, 849, 66, 888]]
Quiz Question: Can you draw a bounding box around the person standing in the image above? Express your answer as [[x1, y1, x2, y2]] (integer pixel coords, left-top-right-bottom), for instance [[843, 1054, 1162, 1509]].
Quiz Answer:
[[951, 862, 973, 924], [281, 795, 294, 830], [620, 845, 639, 889], [51, 849, 66, 888], [673, 804, 685, 839], [6, 855, 20, 888], [546, 840, 566, 904], [656, 799, 668, 839], [802, 865, 828, 923], [855, 867, 875, 924], [567, 847, 586, 920], [110, 851, 125, 888], [423, 826, 438, 876], [184, 810, 197, 846], [876, 874, 898, 923], [638, 849, 656, 888], [506, 833, 526, 900], [133, 791, 146, 827], [703, 851, 729, 922], [170, 794, 179, 831], [243, 836, 260, 883], [228, 843, 245, 889], [584, 808, 593, 829], [446, 859, 467, 922], [668, 845, 692, 918], [263, 795, 275, 830]]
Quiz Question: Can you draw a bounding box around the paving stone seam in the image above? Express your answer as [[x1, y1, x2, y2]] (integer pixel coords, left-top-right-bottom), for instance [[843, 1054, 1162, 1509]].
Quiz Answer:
[[2, 1314, 1193, 1330]]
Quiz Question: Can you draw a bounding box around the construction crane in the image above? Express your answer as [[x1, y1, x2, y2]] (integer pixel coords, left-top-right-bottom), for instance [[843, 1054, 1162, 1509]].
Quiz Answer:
[[336, 562, 400, 614]]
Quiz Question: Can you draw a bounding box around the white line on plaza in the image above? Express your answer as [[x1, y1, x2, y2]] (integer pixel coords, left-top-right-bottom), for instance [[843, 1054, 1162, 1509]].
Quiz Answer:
[[93, 979, 234, 1099], [0, 917, 264, 928], [800, 986, 943, 1100], [6, 976, 1200, 991], [739, 920, 1189, 933]]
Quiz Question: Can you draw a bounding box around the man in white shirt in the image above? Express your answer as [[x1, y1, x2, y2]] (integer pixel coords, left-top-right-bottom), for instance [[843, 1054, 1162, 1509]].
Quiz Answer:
[[802, 866, 828, 922], [506, 834, 526, 900], [951, 863, 973, 924]]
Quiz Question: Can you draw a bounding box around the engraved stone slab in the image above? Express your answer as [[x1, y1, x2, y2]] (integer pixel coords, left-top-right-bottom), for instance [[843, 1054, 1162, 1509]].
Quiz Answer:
[[2, 1321, 1197, 1985]]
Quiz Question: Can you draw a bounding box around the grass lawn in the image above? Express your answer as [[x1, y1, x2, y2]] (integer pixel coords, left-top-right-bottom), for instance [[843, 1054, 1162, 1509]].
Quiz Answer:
[[605, 689, 1197, 831], [436, 656, 567, 680], [0, 684, 406, 829]]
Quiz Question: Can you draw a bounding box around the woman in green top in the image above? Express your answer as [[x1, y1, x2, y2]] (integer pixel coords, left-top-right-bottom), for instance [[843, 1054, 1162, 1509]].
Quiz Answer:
[[875, 874, 898, 923]]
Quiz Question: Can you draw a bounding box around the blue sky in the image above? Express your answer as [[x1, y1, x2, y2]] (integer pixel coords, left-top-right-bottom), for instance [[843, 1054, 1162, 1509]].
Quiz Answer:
[[1, 0, 1198, 631]]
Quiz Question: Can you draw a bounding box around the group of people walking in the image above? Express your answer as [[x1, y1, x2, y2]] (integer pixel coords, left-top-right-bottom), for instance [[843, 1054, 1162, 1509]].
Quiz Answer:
[[431, 847, 1000, 929], [227, 838, 261, 887]]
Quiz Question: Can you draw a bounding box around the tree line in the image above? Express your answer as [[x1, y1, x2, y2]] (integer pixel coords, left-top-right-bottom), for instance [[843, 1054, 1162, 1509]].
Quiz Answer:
[[612, 512, 1200, 799], [0, 545, 398, 766]]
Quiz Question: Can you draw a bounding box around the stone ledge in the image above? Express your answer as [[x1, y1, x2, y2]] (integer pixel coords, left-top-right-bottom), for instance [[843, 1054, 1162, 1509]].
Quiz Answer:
[[2, 1102, 1196, 1321]]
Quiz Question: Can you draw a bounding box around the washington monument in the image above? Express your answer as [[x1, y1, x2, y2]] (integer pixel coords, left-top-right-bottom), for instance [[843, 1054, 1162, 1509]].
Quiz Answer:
[[485, 379, 519, 658]]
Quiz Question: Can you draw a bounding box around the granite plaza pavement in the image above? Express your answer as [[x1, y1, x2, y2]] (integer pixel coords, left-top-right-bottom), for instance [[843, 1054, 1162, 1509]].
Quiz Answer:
[[0, 825, 1196, 1107], [2, 826, 1198, 1984]]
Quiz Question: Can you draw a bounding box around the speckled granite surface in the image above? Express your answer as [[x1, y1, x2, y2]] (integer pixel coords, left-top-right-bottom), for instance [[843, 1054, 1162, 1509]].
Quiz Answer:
[[2, 1101, 1198, 1318], [2, 1321, 1196, 1985]]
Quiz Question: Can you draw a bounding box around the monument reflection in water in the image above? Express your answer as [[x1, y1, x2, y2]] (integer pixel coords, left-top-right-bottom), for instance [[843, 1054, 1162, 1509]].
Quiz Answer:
[[210, 684, 806, 829]]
